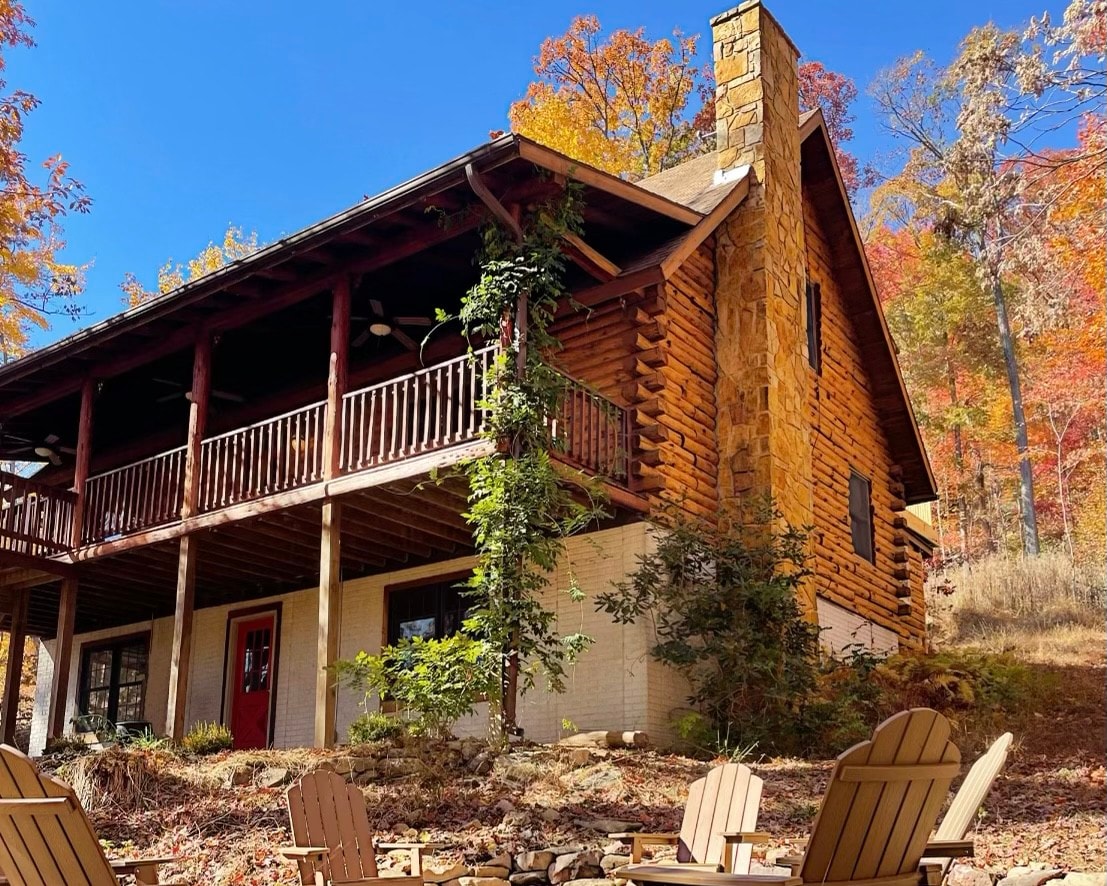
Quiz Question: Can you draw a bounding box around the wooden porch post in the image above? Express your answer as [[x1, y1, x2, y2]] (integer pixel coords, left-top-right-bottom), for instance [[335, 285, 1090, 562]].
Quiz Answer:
[[46, 578, 78, 739], [1, 588, 28, 745], [315, 277, 350, 748], [167, 330, 211, 741], [70, 378, 96, 548]]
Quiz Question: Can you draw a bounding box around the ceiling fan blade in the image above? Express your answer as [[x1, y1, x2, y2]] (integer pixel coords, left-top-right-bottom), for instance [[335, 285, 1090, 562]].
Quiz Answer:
[[393, 316, 432, 326], [391, 327, 419, 351], [155, 392, 183, 404], [352, 327, 371, 348], [2, 434, 32, 444], [59, 445, 78, 455], [151, 377, 182, 388], [5, 446, 33, 454], [212, 390, 246, 403], [369, 299, 384, 317], [43, 433, 61, 445], [48, 453, 62, 466]]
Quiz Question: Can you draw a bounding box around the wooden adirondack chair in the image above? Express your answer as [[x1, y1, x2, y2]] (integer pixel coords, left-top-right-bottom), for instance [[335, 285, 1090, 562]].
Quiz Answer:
[[281, 769, 425, 886], [613, 763, 767, 875], [620, 708, 962, 886], [920, 732, 1012, 875], [0, 744, 184, 886]]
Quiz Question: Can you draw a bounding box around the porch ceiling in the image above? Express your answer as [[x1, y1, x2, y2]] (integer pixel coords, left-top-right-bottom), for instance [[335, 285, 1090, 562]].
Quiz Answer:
[[25, 474, 475, 638]]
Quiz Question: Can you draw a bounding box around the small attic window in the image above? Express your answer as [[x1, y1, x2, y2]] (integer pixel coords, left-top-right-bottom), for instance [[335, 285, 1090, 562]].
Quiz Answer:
[[805, 280, 823, 373]]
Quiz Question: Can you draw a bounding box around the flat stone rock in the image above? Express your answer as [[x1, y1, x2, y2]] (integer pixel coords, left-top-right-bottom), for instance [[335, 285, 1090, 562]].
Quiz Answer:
[[997, 870, 1064, 886], [487, 854, 513, 870], [543, 846, 585, 857], [575, 818, 641, 834], [601, 855, 630, 873], [257, 767, 290, 788], [509, 874, 548, 886], [459, 878, 511, 886], [549, 851, 604, 885], [423, 863, 470, 883], [474, 867, 511, 879], [517, 851, 557, 872], [560, 880, 613, 886], [947, 864, 994, 886], [1061, 876, 1107, 886]]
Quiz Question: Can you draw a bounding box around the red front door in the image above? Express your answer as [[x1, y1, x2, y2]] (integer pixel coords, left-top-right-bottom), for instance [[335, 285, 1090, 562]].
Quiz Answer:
[[230, 615, 275, 749]]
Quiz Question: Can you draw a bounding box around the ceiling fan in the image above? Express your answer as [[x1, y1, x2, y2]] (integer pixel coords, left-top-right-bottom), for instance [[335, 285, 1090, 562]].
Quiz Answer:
[[351, 299, 432, 350], [3, 432, 77, 466], [152, 377, 246, 405]]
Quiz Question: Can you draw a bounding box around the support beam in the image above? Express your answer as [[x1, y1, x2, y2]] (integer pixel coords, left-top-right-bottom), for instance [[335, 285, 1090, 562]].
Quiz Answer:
[[70, 379, 97, 548], [180, 332, 212, 520], [46, 578, 77, 739], [1, 588, 28, 745], [166, 535, 197, 740], [315, 277, 350, 749]]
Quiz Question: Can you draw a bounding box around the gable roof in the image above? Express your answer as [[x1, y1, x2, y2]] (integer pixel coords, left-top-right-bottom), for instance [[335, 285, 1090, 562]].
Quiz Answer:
[[638, 109, 936, 505]]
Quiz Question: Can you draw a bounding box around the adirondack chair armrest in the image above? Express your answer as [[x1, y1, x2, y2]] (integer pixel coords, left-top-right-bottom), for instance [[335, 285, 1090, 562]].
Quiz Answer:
[[923, 839, 974, 858], [610, 833, 679, 864], [721, 832, 771, 844], [279, 845, 331, 863]]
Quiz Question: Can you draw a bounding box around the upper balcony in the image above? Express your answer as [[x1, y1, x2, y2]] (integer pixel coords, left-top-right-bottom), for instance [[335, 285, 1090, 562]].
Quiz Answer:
[[2, 346, 632, 563]]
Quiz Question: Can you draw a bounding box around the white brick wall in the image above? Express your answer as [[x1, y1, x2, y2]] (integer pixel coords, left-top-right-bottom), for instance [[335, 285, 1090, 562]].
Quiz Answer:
[[816, 596, 900, 657], [29, 521, 689, 752]]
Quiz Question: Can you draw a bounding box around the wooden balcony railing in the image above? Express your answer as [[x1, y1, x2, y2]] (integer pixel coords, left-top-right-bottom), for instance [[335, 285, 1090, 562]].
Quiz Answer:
[[83, 447, 185, 545], [341, 345, 494, 473], [0, 469, 76, 557], [72, 347, 632, 551], [199, 400, 326, 512]]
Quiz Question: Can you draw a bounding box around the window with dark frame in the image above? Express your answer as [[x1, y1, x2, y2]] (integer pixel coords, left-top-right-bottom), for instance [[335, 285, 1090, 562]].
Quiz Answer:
[[849, 470, 875, 563], [386, 578, 470, 646], [806, 280, 823, 373], [78, 635, 148, 724]]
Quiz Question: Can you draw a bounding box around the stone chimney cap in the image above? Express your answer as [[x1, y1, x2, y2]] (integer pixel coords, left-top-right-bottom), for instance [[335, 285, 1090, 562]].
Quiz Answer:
[[710, 0, 801, 59]]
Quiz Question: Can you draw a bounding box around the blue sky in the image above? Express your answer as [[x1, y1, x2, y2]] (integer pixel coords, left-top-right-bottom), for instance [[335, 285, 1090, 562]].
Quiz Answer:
[[11, 0, 1063, 348]]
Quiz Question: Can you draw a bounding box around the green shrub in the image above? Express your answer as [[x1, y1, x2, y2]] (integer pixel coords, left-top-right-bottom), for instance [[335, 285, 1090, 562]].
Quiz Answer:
[[348, 712, 404, 744], [333, 634, 497, 739], [181, 721, 233, 755], [596, 503, 822, 756]]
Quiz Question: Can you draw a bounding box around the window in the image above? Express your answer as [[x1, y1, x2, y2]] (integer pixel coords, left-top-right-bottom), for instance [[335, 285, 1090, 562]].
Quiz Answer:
[[805, 280, 822, 373], [849, 470, 875, 563], [386, 577, 469, 645], [78, 635, 148, 724]]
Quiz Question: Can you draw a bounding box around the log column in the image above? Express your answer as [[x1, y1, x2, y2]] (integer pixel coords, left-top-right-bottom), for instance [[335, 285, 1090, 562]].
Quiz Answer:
[[167, 331, 211, 741], [70, 377, 96, 548], [315, 278, 350, 748], [46, 578, 78, 739], [0, 588, 28, 744]]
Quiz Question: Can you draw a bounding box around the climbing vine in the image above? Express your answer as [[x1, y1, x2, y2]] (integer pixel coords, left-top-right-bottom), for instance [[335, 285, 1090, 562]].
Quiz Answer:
[[441, 187, 608, 741]]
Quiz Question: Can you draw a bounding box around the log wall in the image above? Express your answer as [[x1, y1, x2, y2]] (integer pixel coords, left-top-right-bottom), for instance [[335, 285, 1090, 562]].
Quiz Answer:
[[803, 195, 926, 647]]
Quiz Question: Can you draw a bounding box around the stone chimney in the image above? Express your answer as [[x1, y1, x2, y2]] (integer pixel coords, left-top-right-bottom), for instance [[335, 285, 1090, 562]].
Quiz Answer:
[[711, 1, 813, 599]]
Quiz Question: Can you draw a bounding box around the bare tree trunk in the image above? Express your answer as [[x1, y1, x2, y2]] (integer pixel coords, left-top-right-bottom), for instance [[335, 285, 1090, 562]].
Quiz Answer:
[[988, 271, 1040, 555], [945, 351, 970, 561]]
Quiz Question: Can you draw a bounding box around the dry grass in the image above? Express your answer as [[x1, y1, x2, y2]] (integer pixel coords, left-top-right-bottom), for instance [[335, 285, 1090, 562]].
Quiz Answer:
[[927, 553, 1106, 665]]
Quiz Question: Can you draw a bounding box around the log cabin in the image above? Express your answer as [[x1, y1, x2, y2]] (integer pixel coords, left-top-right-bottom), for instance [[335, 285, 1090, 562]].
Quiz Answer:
[[0, 1, 936, 753]]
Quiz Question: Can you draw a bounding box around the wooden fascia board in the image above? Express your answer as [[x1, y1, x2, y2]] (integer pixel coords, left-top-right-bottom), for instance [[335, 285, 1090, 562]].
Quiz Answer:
[[516, 138, 703, 226], [800, 111, 938, 499], [659, 171, 751, 279]]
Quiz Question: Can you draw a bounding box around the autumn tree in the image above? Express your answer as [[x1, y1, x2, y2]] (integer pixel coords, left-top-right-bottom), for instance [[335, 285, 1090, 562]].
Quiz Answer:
[[0, 2, 89, 360], [120, 225, 259, 307], [508, 16, 861, 189], [508, 15, 712, 179], [869, 0, 1105, 556]]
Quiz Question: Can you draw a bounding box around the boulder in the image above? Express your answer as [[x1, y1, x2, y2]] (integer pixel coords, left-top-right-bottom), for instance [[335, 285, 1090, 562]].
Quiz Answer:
[[516, 851, 557, 872], [257, 767, 290, 788], [601, 855, 630, 873], [423, 863, 470, 883], [549, 851, 604, 885], [566, 748, 592, 768], [459, 878, 511, 886], [487, 854, 513, 870], [1061, 877, 1107, 886], [509, 874, 548, 886], [574, 817, 640, 834]]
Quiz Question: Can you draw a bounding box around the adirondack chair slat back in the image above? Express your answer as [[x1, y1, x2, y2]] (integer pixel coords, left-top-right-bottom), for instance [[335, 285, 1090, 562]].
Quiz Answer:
[[0, 744, 119, 886], [800, 708, 961, 886], [677, 762, 763, 873], [287, 769, 378, 885], [924, 732, 1013, 875]]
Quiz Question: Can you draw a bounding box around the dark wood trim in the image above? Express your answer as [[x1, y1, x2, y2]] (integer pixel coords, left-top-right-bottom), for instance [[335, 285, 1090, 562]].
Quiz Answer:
[[219, 603, 283, 748], [74, 628, 152, 727], [0, 588, 27, 744], [70, 378, 97, 548]]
